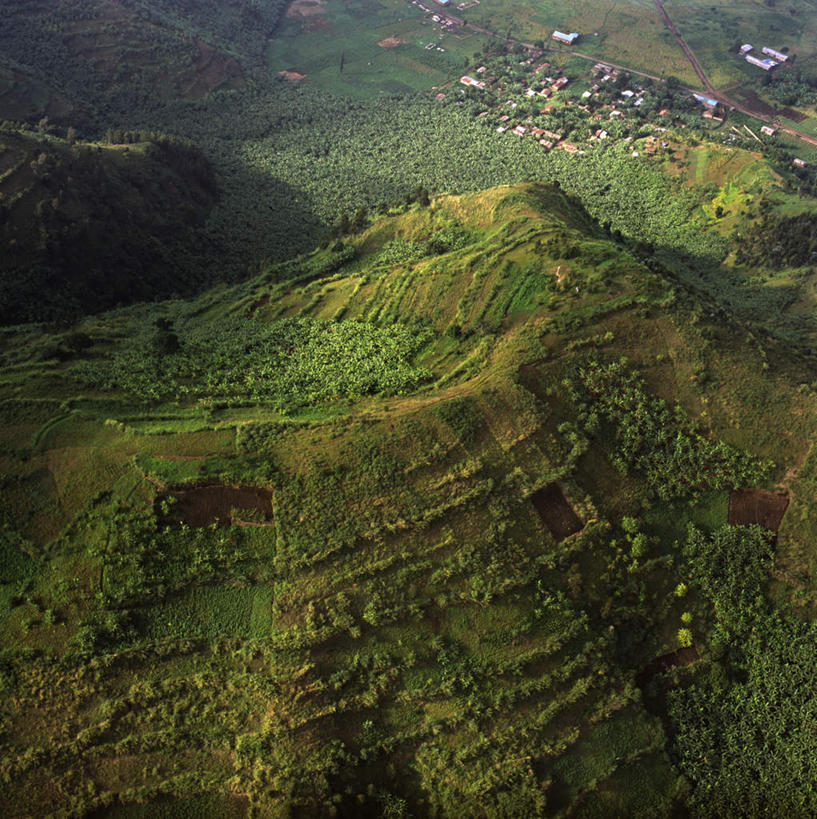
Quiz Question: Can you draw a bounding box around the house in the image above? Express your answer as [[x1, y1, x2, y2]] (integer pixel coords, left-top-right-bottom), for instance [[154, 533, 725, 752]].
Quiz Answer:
[[740, 44, 753, 55], [552, 77, 569, 90], [512, 125, 527, 136], [794, 158, 808, 168], [476, 66, 487, 74], [434, 92, 446, 102], [762, 46, 788, 62], [581, 90, 592, 99], [693, 93, 719, 109], [542, 129, 563, 141], [499, 114, 510, 122], [539, 139, 554, 149], [746, 55, 777, 70], [552, 31, 580, 45], [459, 75, 485, 88], [760, 125, 777, 136], [433, 0, 451, 6], [621, 89, 635, 98], [559, 142, 582, 153]]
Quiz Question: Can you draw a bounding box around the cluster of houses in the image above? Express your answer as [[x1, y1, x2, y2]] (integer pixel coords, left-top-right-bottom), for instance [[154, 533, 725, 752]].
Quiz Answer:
[[740, 43, 790, 71]]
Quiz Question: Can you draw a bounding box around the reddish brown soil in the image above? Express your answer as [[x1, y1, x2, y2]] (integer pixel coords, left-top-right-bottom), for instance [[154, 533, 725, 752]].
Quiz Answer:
[[378, 37, 404, 48], [531, 483, 582, 542], [636, 645, 699, 688], [156, 485, 273, 527], [247, 294, 271, 317], [728, 489, 789, 532], [278, 70, 307, 81]]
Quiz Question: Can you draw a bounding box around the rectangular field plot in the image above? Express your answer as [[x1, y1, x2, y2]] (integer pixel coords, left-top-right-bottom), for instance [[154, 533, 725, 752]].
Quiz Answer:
[[531, 482, 583, 542]]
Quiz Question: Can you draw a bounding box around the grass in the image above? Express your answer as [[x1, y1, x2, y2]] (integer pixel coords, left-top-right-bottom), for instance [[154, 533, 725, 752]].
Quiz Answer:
[[137, 585, 274, 641], [267, 0, 491, 98], [2, 181, 817, 815]]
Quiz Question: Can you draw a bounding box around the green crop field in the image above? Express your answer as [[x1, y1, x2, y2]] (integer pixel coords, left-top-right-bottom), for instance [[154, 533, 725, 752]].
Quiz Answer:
[[267, 0, 491, 97]]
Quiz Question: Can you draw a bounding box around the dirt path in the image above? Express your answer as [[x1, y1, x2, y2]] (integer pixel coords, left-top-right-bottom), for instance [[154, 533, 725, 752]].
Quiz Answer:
[[652, 0, 714, 94], [652, 0, 817, 147]]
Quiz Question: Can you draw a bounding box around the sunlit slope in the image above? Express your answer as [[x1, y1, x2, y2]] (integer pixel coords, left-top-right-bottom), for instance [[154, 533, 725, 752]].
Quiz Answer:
[[1, 184, 816, 816]]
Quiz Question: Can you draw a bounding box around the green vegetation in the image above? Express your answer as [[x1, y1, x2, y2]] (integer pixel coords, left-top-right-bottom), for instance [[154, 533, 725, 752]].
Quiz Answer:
[[1, 183, 815, 815], [0, 127, 218, 323], [3, 0, 817, 814]]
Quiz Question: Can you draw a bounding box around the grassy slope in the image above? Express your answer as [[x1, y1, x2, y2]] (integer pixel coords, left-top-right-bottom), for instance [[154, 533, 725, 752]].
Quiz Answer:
[[0, 129, 221, 323], [1, 184, 815, 816]]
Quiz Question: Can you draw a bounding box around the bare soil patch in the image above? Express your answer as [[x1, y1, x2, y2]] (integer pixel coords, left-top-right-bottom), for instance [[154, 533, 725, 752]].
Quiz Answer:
[[636, 645, 699, 688], [186, 41, 245, 98], [287, 0, 324, 17], [531, 483, 582, 542], [378, 36, 405, 48], [780, 106, 807, 123], [247, 294, 271, 317], [156, 485, 273, 527], [278, 70, 307, 80], [729, 489, 789, 531]]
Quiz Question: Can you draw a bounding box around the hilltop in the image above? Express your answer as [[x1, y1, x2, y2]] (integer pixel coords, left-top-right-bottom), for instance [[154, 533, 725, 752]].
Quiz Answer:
[[2, 184, 817, 816]]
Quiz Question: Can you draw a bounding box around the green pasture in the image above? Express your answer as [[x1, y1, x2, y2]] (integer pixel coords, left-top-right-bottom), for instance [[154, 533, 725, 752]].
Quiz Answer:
[[267, 0, 491, 97], [669, 0, 817, 89]]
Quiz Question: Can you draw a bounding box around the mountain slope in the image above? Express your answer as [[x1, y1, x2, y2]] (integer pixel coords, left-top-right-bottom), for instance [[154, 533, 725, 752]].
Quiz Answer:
[[0, 128, 219, 323], [0, 184, 815, 816]]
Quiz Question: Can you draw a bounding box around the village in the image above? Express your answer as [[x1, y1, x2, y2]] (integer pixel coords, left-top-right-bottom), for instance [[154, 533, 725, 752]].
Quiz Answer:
[[430, 27, 811, 172]]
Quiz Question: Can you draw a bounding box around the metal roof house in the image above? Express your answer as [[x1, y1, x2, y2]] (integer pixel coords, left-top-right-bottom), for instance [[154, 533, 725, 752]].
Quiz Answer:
[[693, 93, 719, 108], [762, 46, 788, 62], [745, 55, 777, 70], [552, 31, 580, 45], [740, 44, 753, 54]]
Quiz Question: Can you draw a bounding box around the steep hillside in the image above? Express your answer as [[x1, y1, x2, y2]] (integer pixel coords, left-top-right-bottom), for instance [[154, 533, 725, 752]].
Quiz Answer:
[[0, 0, 278, 127], [0, 128, 220, 323], [1, 184, 816, 816]]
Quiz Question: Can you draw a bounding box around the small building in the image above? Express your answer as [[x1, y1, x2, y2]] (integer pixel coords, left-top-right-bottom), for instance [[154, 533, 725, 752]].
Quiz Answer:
[[552, 76, 569, 90], [760, 125, 777, 136], [476, 66, 487, 74], [746, 55, 777, 70], [459, 75, 485, 88], [740, 44, 753, 55], [762, 46, 788, 62], [543, 129, 563, 142], [433, 0, 451, 6], [434, 92, 446, 102], [512, 125, 527, 136], [794, 158, 808, 168], [693, 93, 719, 109], [552, 31, 580, 45], [499, 114, 510, 122], [539, 139, 554, 149]]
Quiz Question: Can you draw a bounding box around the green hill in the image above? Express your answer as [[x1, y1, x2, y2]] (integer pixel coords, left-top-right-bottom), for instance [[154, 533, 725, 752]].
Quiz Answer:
[[1, 184, 816, 816], [0, 128, 219, 323]]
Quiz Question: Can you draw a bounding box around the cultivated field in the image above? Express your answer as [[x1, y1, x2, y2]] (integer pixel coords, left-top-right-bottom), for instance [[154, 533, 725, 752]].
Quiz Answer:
[[267, 0, 491, 97]]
